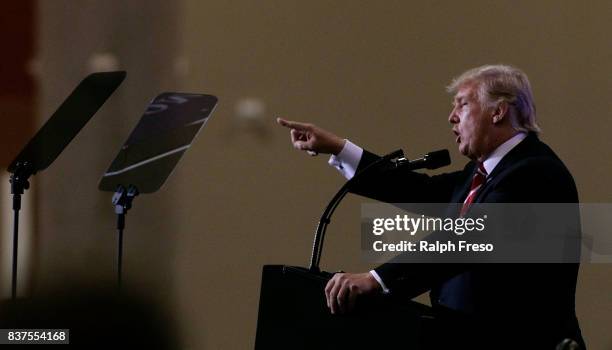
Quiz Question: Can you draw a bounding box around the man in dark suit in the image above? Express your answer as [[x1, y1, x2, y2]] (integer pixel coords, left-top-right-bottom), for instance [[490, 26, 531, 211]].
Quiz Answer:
[[277, 65, 584, 348]]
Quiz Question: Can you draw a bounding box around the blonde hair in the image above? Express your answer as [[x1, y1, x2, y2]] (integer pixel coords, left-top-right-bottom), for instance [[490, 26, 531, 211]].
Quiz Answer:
[[447, 65, 541, 133]]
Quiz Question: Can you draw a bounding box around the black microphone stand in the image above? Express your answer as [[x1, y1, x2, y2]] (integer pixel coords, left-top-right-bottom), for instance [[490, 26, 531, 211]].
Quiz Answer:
[[308, 150, 405, 272], [308, 148, 450, 272]]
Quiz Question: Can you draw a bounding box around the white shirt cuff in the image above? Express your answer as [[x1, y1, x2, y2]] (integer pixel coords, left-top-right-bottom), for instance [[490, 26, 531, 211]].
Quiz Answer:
[[369, 270, 390, 294], [328, 139, 363, 180]]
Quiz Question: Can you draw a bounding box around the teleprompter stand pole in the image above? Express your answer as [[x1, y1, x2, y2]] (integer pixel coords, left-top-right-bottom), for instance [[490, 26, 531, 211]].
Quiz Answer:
[[112, 184, 139, 290], [8, 161, 33, 300]]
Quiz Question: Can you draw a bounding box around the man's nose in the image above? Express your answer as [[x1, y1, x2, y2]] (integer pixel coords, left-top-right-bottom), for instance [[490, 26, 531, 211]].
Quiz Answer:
[[448, 109, 459, 124]]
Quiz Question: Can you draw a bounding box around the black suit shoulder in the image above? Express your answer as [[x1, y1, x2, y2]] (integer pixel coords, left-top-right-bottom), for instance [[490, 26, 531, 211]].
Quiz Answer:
[[476, 133, 579, 204]]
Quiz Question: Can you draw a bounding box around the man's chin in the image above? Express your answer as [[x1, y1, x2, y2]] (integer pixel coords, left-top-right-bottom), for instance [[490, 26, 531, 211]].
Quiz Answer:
[[458, 146, 475, 160]]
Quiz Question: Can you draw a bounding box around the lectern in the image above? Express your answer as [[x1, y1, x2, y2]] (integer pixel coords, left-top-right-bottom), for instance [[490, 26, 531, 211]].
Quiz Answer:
[[255, 265, 440, 349]]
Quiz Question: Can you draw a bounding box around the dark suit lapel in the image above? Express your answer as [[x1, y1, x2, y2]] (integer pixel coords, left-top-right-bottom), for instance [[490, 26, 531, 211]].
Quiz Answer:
[[446, 133, 539, 215], [472, 132, 539, 203]]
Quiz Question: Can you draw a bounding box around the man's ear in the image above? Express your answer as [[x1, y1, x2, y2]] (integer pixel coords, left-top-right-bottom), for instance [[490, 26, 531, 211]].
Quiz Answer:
[[491, 101, 509, 124]]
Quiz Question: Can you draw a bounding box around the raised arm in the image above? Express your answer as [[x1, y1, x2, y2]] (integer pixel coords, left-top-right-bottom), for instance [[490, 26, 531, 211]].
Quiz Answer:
[[276, 117, 346, 155]]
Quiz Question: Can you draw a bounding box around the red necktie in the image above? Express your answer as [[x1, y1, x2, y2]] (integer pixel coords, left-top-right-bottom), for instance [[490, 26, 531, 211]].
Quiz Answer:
[[459, 162, 487, 217]]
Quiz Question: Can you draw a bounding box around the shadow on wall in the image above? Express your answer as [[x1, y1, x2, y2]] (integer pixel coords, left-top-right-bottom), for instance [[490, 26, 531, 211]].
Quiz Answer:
[[0, 286, 179, 347]]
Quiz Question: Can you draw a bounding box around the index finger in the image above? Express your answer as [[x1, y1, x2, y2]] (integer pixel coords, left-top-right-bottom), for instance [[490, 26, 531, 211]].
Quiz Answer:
[[276, 117, 311, 131]]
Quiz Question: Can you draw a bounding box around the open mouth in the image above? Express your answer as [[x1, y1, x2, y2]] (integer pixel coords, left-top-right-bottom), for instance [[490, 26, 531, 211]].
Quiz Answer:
[[453, 130, 460, 143]]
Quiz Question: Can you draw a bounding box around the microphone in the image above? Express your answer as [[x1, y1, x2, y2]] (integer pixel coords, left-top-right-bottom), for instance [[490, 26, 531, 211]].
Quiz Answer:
[[352, 149, 451, 181], [309, 148, 451, 271], [394, 149, 451, 170]]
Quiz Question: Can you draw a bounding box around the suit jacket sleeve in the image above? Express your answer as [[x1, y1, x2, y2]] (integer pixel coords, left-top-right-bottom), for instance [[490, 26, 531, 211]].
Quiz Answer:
[[349, 149, 465, 204]]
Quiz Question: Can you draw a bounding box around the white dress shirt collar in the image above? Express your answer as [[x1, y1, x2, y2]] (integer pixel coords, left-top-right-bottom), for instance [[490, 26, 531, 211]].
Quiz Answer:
[[482, 132, 527, 175]]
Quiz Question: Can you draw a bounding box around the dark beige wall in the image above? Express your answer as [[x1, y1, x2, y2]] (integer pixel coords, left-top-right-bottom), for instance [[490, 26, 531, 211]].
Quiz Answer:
[[32, 1, 612, 349]]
